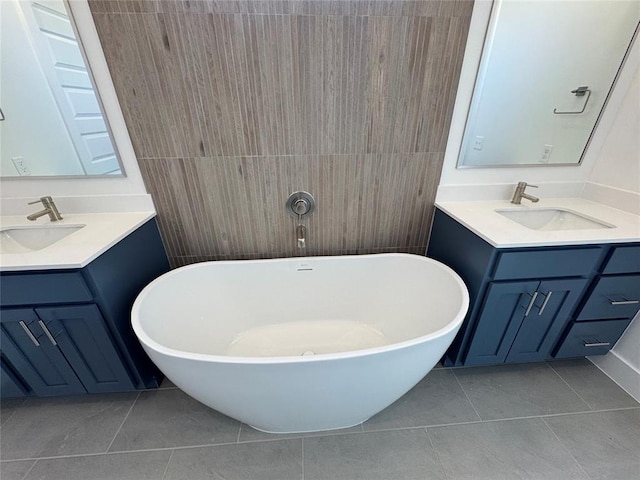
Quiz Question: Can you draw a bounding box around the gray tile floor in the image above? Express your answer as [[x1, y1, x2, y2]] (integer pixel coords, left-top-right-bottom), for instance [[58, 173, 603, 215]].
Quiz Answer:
[[1, 359, 638, 480]]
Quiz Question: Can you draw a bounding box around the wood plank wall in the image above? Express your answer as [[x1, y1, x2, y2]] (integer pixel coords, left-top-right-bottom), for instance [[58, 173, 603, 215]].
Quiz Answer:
[[89, 0, 473, 267]]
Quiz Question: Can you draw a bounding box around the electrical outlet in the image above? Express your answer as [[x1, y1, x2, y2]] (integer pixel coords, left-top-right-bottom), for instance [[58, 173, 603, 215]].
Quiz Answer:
[[11, 156, 31, 176], [473, 136, 485, 151], [541, 144, 553, 163]]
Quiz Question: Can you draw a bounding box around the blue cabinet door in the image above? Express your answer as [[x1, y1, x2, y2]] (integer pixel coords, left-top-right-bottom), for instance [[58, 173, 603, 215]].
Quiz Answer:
[[36, 305, 134, 393], [577, 274, 640, 321], [554, 319, 632, 358], [0, 309, 86, 396], [464, 281, 539, 365], [505, 278, 589, 363]]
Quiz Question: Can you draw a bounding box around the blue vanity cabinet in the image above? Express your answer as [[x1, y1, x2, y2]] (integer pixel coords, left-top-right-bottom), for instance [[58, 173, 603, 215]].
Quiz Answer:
[[576, 275, 640, 321], [553, 245, 640, 358], [0, 218, 170, 398], [427, 208, 637, 367], [37, 305, 135, 393], [463, 278, 590, 365], [0, 309, 86, 396], [504, 278, 590, 362], [463, 281, 538, 365]]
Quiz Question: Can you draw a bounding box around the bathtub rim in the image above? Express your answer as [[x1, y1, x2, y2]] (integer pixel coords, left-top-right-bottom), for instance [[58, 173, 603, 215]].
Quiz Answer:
[[131, 253, 469, 365]]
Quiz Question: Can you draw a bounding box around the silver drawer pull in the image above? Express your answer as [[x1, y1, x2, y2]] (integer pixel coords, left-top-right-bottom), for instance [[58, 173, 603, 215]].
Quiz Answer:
[[538, 291, 553, 316], [38, 320, 58, 346], [608, 299, 639, 305], [584, 342, 611, 347], [19, 321, 40, 346], [524, 291, 539, 317]]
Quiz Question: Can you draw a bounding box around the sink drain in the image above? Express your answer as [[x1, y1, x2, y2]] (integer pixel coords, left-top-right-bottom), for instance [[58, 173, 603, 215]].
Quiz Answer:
[[301, 351, 316, 356]]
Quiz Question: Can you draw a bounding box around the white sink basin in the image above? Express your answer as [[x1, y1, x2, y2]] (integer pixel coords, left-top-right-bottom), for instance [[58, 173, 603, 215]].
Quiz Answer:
[[495, 208, 614, 231], [0, 224, 85, 253]]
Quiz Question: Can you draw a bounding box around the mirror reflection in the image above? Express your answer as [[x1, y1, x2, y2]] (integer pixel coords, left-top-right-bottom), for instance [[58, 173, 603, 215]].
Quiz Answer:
[[0, 0, 123, 177], [458, 0, 639, 168]]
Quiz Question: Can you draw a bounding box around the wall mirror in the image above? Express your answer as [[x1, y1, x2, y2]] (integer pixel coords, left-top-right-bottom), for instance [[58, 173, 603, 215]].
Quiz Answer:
[[458, 0, 639, 168], [0, 0, 123, 178]]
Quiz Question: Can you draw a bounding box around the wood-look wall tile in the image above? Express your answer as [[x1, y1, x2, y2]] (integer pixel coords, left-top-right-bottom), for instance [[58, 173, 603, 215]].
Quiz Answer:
[[437, 0, 474, 18], [169, 244, 426, 268], [92, 1, 469, 263], [90, 1, 474, 17], [139, 153, 442, 260], [92, 7, 471, 158]]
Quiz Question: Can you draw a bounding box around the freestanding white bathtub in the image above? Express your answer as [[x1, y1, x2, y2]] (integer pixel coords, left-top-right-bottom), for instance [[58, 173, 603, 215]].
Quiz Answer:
[[131, 253, 468, 433]]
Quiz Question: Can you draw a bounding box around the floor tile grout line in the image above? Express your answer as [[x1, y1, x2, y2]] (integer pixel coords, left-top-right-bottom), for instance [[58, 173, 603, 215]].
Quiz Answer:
[[3, 406, 639, 464], [540, 416, 595, 480], [17, 459, 37, 480], [3, 447, 177, 463], [236, 423, 243, 443], [362, 405, 640, 435], [105, 391, 141, 454], [160, 449, 175, 480], [424, 427, 451, 480], [0, 411, 17, 429], [301, 437, 305, 480], [0, 398, 27, 428], [450, 368, 484, 422], [542, 405, 640, 417], [468, 405, 640, 425], [545, 361, 595, 411]]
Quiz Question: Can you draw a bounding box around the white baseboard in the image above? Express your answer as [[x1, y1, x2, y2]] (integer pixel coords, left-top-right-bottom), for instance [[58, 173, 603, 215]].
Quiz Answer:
[[588, 352, 640, 402]]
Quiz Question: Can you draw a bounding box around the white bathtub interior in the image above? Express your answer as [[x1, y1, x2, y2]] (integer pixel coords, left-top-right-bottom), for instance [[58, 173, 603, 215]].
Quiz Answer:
[[137, 255, 465, 358]]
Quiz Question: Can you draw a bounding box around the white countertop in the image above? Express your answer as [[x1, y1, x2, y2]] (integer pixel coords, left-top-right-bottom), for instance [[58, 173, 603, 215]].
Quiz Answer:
[[436, 198, 640, 248], [0, 212, 156, 271]]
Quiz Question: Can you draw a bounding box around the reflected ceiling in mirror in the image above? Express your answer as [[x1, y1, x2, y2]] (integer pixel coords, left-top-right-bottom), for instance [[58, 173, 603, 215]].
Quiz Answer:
[[458, 0, 639, 168], [0, 0, 123, 178]]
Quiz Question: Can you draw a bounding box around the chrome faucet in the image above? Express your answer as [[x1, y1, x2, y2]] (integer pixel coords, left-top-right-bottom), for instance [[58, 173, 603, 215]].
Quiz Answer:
[[296, 224, 306, 248], [27, 196, 63, 221], [511, 182, 540, 205]]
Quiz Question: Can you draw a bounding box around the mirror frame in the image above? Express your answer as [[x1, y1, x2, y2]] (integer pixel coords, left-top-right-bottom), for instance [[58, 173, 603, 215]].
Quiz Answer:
[[456, 0, 640, 169]]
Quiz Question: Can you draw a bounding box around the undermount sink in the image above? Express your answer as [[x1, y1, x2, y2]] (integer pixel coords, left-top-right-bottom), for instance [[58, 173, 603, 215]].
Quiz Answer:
[[0, 224, 85, 254], [495, 208, 614, 231]]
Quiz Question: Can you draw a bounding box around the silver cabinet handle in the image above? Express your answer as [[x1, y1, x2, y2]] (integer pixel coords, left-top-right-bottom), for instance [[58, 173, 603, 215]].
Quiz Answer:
[[524, 291, 539, 317], [608, 298, 639, 305], [38, 320, 58, 346], [538, 291, 553, 316], [584, 342, 611, 347], [19, 321, 40, 346]]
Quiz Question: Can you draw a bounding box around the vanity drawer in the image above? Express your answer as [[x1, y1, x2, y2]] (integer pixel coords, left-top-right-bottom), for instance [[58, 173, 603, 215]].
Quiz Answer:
[[0, 272, 93, 307], [602, 245, 640, 274], [577, 275, 640, 321], [554, 319, 631, 358], [492, 247, 602, 280]]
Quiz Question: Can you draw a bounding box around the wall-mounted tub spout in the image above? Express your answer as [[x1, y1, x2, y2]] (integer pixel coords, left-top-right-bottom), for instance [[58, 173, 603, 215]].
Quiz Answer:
[[286, 191, 315, 250], [296, 224, 306, 249]]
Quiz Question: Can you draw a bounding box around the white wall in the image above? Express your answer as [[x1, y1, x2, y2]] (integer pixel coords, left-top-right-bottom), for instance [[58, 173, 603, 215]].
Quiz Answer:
[[586, 63, 640, 195], [0, 0, 149, 208]]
